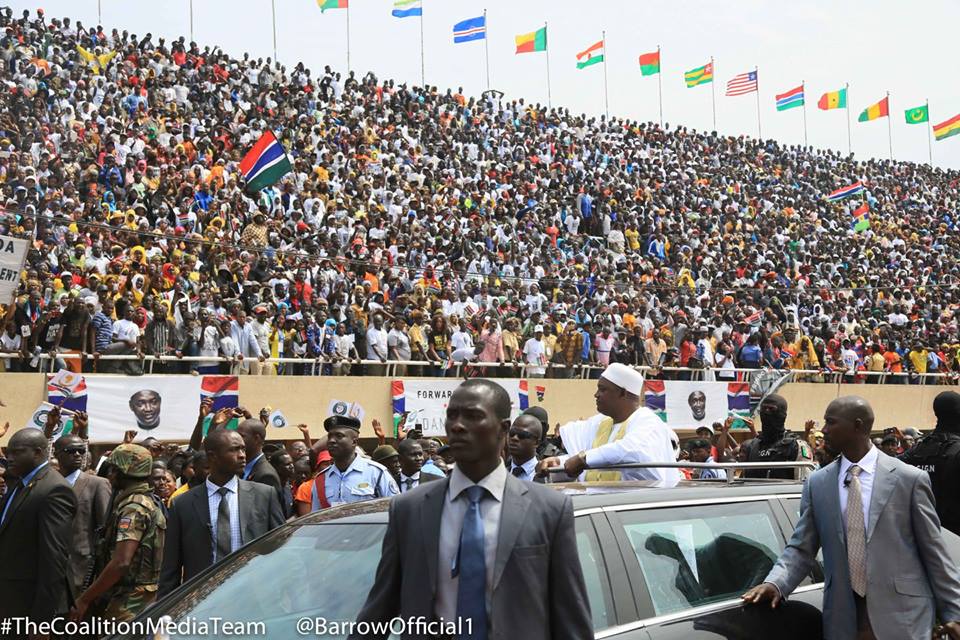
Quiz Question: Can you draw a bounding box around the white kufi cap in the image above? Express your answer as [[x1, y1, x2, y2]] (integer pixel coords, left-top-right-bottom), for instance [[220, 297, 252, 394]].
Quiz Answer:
[[600, 363, 645, 396]]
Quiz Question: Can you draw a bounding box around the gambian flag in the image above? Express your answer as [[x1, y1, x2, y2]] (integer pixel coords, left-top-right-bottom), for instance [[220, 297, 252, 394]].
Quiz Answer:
[[47, 373, 88, 414], [933, 113, 960, 142], [826, 181, 864, 202], [576, 40, 604, 69], [743, 310, 763, 328], [239, 130, 292, 193], [643, 380, 667, 422], [776, 85, 804, 111], [392, 379, 406, 430], [200, 376, 239, 436], [727, 383, 751, 418], [852, 202, 870, 232], [535, 385, 546, 402], [518, 380, 529, 410], [857, 96, 889, 122], [515, 26, 547, 54], [318, 0, 348, 11], [817, 88, 847, 110], [638, 50, 660, 76]]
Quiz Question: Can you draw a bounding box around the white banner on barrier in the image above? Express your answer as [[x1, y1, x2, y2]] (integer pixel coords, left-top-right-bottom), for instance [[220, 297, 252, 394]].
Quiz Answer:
[[393, 379, 524, 437], [0, 234, 29, 304], [84, 376, 203, 443]]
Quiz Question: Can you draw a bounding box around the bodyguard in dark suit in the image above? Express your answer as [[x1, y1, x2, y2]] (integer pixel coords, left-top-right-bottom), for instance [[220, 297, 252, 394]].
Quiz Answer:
[[236, 419, 284, 510], [54, 433, 112, 597], [352, 379, 592, 640], [158, 429, 284, 598], [397, 439, 442, 493], [0, 429, 77, 628], [505, 412, 546, 483]]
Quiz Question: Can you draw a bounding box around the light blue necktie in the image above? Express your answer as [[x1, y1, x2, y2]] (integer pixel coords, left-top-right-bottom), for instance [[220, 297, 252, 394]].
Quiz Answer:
[[455, 485, 487, 640]]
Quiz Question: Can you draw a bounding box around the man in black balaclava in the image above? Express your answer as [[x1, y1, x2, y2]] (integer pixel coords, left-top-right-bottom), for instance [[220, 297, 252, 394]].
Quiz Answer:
[[522, 406, 563, 459], [900, 391, 960, 535], [740, 394, 813, 480]]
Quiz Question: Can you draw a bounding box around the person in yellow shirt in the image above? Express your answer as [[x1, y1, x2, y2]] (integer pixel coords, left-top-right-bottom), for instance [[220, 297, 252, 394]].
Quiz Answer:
[[908, 344, 929, 384]]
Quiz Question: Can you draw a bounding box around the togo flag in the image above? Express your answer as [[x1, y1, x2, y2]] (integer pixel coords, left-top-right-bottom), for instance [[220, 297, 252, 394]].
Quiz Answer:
[[26, 401, 75, 438], [239, 130, 292, 193]]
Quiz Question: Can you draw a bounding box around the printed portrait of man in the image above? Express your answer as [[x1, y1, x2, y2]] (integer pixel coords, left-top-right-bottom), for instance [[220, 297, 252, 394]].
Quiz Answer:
[[688, 390, 707, 422], [129, 389, 162, 430]]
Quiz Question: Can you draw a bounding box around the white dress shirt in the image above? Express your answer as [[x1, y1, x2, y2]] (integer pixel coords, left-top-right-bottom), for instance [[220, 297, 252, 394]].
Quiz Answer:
[[509, 457, 538, 481], [207, 475, 242, 561], [838, 445, 879, 531], [399, 471, 421, 492], [64, 469, 82, 487], [435, 464, 506, 625]]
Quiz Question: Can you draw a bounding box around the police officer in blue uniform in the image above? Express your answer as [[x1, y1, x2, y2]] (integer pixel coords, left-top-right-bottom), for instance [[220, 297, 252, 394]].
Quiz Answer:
[[315, 415, 398, 509]]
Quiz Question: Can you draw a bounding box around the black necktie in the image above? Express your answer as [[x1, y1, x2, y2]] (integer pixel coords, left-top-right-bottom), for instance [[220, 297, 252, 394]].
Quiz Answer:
[[404, 478, 415, 492], [216, 486, 232, 561], [512, 466, 525, 478]]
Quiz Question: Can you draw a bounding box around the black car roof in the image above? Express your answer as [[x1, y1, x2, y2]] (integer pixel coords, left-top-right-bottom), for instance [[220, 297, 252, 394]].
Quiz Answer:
[[295, 479, 805, 525]]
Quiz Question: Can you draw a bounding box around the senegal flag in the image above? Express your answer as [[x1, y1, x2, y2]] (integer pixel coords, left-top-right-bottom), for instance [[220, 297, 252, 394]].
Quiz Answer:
[[858, 96, 889, 122], [905, 105, 929, 124], [818, 88, 847, 110]]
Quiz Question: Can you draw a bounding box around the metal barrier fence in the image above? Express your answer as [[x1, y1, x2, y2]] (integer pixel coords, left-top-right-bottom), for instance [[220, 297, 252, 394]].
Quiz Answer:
[[1, 352, 956, 384]]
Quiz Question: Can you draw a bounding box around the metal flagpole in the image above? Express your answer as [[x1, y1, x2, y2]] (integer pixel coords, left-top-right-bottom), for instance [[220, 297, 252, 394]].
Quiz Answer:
[[926, 99, 933, 165], [483, 9, 490, 89], [97, 0, 101, 24], [710, 56, 716, 130], [845, 82, 852, 155], [886, 91, 893, 160], [754, 66, 762, 139], [271, 0, 278, 61], [657, 45, 663, 127], [419, 1, 426, 87], [802, 80, 808, 148], [346, 3, 351, 72], [602, 30, 609, 118], [189, 0, 194, 42], [544, 22, 552, 109]]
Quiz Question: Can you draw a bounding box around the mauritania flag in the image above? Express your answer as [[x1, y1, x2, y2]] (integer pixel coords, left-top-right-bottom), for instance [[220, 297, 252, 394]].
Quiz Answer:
[[240, 131, 292, 193], [776, 85, 804, 111], [392, 0, 421, 18], [904, 104, 929, 124], [826, 181, 864, 202], [576, 40, 604, 69], [685, 62, 713, 87], [643, 379, 667, 422], [453, 16, 486, 43]]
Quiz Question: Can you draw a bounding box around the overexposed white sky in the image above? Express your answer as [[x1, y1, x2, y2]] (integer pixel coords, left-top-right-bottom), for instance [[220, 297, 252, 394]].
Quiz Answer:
[[14, 0, 960, 169]]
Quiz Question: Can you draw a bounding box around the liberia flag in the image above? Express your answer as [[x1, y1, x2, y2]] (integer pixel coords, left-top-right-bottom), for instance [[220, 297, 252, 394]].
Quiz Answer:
[[643, 380, 667, 422]]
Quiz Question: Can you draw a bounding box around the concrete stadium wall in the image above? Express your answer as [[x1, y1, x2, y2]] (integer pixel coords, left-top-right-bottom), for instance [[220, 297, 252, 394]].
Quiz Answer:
[[0, 373, 939, 446]]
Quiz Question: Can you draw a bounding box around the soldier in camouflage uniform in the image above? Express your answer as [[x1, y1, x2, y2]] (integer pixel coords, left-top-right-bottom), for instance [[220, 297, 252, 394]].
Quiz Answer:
[[68, 444, 166, 622]]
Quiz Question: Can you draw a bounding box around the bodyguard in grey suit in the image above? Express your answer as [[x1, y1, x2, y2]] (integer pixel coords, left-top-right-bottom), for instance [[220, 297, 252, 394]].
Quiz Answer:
[[352, 379, 592, 640], [744, 396, 960, 640], [54, 434, 112, 597], [158, 429, 284, 598]]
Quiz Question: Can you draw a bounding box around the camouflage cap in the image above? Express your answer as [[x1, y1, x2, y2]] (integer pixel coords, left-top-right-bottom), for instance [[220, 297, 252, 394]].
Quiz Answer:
[[107, 444, 153, 479]]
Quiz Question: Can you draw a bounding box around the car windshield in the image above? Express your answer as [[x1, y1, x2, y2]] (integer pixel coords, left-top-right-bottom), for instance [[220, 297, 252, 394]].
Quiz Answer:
[[139, 522, 388, 640]]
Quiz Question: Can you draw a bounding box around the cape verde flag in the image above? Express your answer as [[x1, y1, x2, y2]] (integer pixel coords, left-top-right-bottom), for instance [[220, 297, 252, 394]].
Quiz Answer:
[[726, 383, 751, 416], [239, 130, 292, 193], [518, 380, 529, 410], [453, 16, 486, 43], [643, 379, 667, 422], [200, 376, 239, 412]]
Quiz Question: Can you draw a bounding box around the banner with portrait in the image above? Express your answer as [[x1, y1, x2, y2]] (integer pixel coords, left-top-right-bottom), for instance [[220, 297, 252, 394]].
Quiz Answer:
[[391, 379, 524, 438], [81, 376, 205, 443], [643, 380, 752, 430]]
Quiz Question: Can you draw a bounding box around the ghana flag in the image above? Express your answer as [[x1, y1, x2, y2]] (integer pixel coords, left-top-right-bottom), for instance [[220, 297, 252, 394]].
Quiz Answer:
[[685, 62, 713, 87], [515, 26, 547, 53], [818, 88, 847, 110], [933, 113, 960, 141], [638, 50, 660, 76], [858, 96, 889, 122]]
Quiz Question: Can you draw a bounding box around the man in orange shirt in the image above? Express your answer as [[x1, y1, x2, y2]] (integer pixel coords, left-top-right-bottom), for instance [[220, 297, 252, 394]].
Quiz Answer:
[[884, 343, 904, 384]]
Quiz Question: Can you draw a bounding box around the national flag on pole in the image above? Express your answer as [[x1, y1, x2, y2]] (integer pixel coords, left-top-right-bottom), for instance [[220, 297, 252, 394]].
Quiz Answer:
[[515, 26, 547, 53], [638, 50, 660, 76], [725, 70, 758, 96], [392, 0, 421, 18], [317, 0, 348, 11], [776, 85, 804, 111], [643, 380, 667, 422], [818, 88, 847, 110], [684, 62, 713, 87], [858, 96, 889, 122], [518, 380, 529, 410], [239, 131, 292, 193], [933, 113, 960, 141], [576, 40, 604, 69], [826, 181, 864, 202], [904, 104, 929, 124], [852, 202, 870, 232], [453, 16, 486, 43]]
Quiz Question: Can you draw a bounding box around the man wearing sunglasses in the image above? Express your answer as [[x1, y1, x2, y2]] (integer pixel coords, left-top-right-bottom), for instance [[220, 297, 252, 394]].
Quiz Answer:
[[506, 413, 544, 483], [54, 413, 112, 598]]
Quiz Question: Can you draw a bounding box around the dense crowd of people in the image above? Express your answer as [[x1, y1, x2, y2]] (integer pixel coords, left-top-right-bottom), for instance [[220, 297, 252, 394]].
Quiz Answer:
[[0, 7, 959, 384]]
